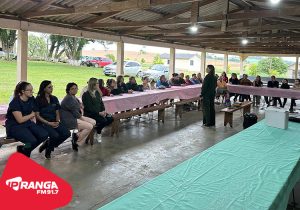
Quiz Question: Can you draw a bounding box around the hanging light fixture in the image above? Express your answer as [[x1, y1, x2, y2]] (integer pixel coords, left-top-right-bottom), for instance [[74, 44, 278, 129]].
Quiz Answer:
[[242, 39, 248, 45], [189, 24, 198, 33], [270, 0, 281, 4]]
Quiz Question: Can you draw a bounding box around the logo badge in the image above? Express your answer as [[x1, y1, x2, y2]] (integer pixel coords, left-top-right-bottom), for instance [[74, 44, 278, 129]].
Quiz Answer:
[[0, 153, 73, 209]]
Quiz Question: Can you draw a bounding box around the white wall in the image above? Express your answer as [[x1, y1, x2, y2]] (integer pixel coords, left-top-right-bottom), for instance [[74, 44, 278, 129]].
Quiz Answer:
[[163, 56, 201, 72]]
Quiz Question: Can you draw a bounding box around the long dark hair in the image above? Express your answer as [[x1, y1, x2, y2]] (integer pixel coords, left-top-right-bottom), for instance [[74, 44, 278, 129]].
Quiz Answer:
[[37, 80, 51, 106], [14, 81, 31, 98], [98, 79, 104, 88], [116, 75, 124, 85], [66, 82, 77, 94]]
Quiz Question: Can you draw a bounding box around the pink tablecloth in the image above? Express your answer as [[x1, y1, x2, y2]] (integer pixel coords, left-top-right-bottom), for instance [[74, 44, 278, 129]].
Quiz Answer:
[[0, 85, 202, 119], [103, 85, 202, 113], [227, 84, 300, 99]]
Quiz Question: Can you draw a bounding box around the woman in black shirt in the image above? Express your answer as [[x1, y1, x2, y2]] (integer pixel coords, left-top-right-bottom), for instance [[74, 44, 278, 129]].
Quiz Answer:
[[35, 80, 71, 159], [280, 79, 290, 108], [5, 81, 48, 157]]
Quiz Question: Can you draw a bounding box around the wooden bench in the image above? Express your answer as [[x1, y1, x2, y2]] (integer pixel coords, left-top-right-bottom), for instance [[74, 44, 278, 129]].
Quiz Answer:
[[110, 103, 171, 136], [172, 97, 201, 119], [0, 136, 17, 148], [221, 101, 252, 128]]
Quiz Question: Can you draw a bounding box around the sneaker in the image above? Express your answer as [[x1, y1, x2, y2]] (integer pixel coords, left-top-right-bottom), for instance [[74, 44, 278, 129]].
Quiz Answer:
[[96, 133, 102, 143]]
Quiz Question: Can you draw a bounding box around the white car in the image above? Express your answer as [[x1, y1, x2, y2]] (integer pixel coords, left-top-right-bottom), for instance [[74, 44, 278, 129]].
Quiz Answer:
[[103, 61, 142, 77], [140, 64, 170, 80]]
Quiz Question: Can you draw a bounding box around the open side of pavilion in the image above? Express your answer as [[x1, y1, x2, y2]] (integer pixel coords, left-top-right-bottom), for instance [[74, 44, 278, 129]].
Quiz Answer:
[[0, 0, 299, 82]]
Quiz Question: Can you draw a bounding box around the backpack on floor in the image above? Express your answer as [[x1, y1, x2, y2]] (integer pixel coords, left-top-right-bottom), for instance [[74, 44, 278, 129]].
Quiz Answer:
[[243, 113, 258, 129]]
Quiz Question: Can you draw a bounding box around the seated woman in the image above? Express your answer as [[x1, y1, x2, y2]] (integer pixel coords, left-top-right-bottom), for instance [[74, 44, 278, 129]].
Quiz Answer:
[[98, 79, 110, 96], [190, 74, 200, 84], [229, 73, 239, 102], [142, 77, 150, 90], [221, 72, 229, 83], [82, 78, 114, 142], [107, 79, 122, 96], [239, 74, 252, 102], [5, 81, 48, 157], [280, 79, 290, 108], [216, 77, 228, 102], [252, 76, 263, 106], [169, 73, 181, 86], [290, 79, 300, 112], [35, 80, 71, 159], [117, 75, 133, 94], [185, 75, 193, 85], [156, 75, 170, 88], [126, 76, 139, 91], [197, 73, 203, 84], [150, 79, 156, 90], [60, 82, 96, 149]]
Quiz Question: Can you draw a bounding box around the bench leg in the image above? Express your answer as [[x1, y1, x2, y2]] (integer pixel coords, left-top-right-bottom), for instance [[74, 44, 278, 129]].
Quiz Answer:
[[224, 112, 233, 127], [243, 105, 251, 114], [158, 109, 165, 123], [110, 120, 118, 137], [175, 105, 183, 119], [88, 129, 95, 145]]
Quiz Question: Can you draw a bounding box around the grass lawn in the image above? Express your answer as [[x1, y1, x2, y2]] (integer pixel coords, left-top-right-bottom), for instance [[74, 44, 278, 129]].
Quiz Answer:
[[0, 60, 240, 105], [0, 60, 142, 105]]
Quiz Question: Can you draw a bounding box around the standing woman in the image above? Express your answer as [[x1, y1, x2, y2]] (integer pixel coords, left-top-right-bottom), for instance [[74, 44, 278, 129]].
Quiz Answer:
[[35, 80, 71, 159], [82, 78, 114, 142], [60, 83, 96, 149], [201, 65, 217, 127], [5, 81, 48, 157]]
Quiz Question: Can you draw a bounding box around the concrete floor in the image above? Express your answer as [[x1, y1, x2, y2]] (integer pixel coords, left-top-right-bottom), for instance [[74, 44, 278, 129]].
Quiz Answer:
[[0, 104, 299, 210]]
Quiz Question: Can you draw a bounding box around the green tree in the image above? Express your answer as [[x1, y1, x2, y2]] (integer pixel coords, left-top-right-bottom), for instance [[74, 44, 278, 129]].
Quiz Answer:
[[246, 63, 258, 76], [140, 58, 146, 64], [64, 37, 89, 61], [257, 57, 288, 76], [28, 34, 47, 59], [153, 54, 164, 64], [48, 35, 65, 59], [106, 54, 116, 62], [0, 28, 17, 60]]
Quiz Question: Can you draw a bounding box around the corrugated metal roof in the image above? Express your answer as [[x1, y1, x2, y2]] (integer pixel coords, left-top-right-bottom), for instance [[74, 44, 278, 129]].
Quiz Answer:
[[0, 0, 299, 54]]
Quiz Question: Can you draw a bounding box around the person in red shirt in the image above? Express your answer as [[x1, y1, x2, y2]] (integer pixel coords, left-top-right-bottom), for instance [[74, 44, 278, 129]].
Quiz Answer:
[[98, 79, 110, 96], [221, 71, 228, 83], [185, 75, 193, 85]]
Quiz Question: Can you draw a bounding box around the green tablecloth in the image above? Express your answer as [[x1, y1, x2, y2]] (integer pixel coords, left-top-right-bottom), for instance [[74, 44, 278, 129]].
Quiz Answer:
[[100, 121, 300, 210]]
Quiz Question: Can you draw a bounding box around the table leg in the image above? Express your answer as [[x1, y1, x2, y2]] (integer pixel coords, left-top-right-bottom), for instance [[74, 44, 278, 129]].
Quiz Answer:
[[224, 112, 233, 127], [158, 109, 165, 123], [243, 105, 251, 114], [175, 105, 183, 119], [110, 119, 120, 136]]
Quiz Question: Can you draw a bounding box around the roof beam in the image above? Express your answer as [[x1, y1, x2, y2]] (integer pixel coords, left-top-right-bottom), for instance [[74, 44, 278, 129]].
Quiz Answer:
[[78, 8, 300, 28], [23, 0, 204, 18], [221, 0, 230, 32]]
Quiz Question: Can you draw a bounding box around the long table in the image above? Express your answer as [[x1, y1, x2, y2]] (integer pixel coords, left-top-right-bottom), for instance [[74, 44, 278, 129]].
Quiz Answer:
[[102, 85, 202, 113], [99, 121, 300, 210], [227, 84, 300, 99], [0, 85, 202, 124]]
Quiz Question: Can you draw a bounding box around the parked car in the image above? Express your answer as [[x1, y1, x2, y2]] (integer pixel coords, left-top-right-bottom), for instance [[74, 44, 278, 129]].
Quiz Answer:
[[140, 64, 170, 80], [0, 51, 17, 60], [81, 57, 112, 68], [104, 61, 142, 77]]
